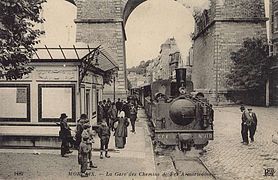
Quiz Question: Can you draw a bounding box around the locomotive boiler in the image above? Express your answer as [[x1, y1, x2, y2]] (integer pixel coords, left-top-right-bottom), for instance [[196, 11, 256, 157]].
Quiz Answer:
[[144, 68, 214, 151]]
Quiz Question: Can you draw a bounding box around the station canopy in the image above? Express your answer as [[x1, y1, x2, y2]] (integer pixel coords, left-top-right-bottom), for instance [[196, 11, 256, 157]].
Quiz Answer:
[[32, 45, 118, 72]]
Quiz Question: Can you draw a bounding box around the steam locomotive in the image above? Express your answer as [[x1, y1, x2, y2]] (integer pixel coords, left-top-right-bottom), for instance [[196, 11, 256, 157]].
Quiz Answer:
[[135, 68, 214, 151]]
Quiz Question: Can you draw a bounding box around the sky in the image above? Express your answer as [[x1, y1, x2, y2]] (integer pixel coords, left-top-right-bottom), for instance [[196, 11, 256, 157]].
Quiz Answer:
[[125, 0, 270, 68], [38, 0, 270, 68], [125, 0, 195, 68]]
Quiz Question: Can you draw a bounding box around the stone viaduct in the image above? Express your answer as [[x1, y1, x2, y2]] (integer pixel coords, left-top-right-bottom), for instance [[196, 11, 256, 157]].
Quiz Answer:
[[70, 0, 267, 102]]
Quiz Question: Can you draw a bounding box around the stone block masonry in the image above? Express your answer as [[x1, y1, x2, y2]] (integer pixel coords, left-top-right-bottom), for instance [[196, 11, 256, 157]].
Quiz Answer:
[[75, 0, 127, 99], [75, 0, 267, 103], [192, 0, 267, 104]]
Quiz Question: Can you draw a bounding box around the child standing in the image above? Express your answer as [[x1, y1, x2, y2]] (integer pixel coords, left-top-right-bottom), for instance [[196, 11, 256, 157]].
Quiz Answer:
[[98, 121, 111, 159], [78, 134, 90, 177], [82, 123, 97, 168]]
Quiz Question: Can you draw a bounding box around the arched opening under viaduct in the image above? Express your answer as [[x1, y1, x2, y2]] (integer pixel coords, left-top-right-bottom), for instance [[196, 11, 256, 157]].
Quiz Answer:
[[69, 0, 268, 103], [123, 0, 198, 86]]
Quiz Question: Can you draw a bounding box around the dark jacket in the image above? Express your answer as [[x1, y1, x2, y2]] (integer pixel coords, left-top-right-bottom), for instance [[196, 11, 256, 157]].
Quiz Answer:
[[116, 101, 123, 111], [130, 106, 137, 121], [242, 111, 257, 126], [122, 104, 130, 118], [98, 125, 111, 139], [60, 120, 71, 139], [114, 117, 129, 137], [97, 105, 104, 123]]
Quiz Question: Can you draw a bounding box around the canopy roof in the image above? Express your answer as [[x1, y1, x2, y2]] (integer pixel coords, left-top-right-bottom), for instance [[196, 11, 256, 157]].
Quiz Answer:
[[32, 45, 118, 72]]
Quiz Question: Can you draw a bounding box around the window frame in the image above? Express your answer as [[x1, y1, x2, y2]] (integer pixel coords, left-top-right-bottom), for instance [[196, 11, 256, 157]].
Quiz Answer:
[[38, 84, 76, 122], [0, 84, 31, 122]]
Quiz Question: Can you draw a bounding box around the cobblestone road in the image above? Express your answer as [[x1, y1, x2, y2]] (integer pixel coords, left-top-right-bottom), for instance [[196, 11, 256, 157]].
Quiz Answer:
[[200, 106, 278, 180]]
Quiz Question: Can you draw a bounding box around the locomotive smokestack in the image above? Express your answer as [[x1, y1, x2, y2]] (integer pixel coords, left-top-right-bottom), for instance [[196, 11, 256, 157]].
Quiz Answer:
[[175, 68, 186, 87]]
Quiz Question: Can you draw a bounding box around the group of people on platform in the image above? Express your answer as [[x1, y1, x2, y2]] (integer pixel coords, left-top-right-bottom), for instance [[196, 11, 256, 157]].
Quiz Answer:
[[240, 105, 258, 145], [58, 97, 138, 177]]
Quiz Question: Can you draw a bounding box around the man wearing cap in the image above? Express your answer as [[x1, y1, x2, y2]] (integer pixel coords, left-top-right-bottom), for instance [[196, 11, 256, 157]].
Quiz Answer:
[[59, 113, 72, 157], [240, 105, 246, 144], [241, 107, 258, 144], [247, 108, 257, 142], [82, 123, 97, 168], [76, 114, 89, 148]]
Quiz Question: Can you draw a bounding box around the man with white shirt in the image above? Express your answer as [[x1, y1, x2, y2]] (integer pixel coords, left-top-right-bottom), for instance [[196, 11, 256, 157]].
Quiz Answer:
[[241, 107, 258, 145]]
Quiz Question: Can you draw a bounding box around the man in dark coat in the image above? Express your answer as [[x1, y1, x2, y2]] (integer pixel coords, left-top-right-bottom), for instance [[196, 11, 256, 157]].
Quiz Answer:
[[105, 100, 112, 127], [122, 101, 130, 119], [59, 113, 72, 157], [116, 98, 123, 115], [130, 104, 137, 133], [97, 101, 104, 124], [247, 108, 257, 142], [241, 107, 257, 145]]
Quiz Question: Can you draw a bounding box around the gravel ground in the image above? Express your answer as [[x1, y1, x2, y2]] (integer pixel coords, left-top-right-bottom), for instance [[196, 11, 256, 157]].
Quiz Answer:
[[0, 152, 149, 180]]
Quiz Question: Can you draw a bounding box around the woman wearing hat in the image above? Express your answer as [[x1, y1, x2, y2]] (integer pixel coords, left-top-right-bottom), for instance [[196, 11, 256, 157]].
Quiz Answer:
[[59, 113, 72, 157], [114, 111, 129, 148]]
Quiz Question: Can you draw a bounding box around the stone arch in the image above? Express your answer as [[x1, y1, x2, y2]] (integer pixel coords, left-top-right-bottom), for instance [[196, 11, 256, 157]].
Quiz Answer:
[[73, 0, 267, 102], [123, 0, 146, 26]]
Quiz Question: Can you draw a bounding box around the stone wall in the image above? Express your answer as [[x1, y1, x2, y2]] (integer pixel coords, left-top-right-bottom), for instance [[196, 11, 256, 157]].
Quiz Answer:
[[270, 0, 278, 106], [215, 0, 265, 19], [216, 21, 267, 89], [75, 0, 127, 99], [75, 0, 268, 103], [192, 0, 267, 104], [76, 0, 122, 19], [192, 26, 216, 91]]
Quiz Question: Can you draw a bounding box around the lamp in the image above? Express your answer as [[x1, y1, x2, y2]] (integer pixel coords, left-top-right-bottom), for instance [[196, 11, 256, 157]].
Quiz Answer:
[[94, 49, 100, 66]]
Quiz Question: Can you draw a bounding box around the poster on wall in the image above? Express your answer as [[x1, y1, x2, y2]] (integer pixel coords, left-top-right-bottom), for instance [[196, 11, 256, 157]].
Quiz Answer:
[[0, 87, 28, 119], [16, 88, 27, 103]]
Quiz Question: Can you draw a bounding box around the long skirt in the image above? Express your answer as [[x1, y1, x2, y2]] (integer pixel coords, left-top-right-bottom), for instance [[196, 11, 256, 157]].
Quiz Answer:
[[115, 136, 126, 148]]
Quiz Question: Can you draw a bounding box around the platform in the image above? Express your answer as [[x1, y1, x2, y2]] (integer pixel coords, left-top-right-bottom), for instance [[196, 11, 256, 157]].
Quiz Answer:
[[0, 109, 156, 180]]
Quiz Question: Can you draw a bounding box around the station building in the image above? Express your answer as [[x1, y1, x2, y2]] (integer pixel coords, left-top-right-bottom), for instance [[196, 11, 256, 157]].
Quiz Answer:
[[0, 0, 118, 147], [0, 46, 117, 125], [0, 46, 117, 147]]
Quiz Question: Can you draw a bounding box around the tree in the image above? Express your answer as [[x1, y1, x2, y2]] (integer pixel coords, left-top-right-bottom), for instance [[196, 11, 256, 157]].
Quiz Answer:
[[127, 59, 154, 76], [0, 0, 46, 80], [103, 69, 117, 85], [227, 37, 272, 90], [226, 37, 274, 104]]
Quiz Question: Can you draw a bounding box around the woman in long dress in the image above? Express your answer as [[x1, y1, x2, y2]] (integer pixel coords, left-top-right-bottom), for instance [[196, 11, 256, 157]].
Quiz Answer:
[[114, 111, 129, 148]]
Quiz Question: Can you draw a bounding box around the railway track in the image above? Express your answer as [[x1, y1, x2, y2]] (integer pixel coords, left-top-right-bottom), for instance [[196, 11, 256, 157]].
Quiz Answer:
[[154, 149, 216, 180]]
